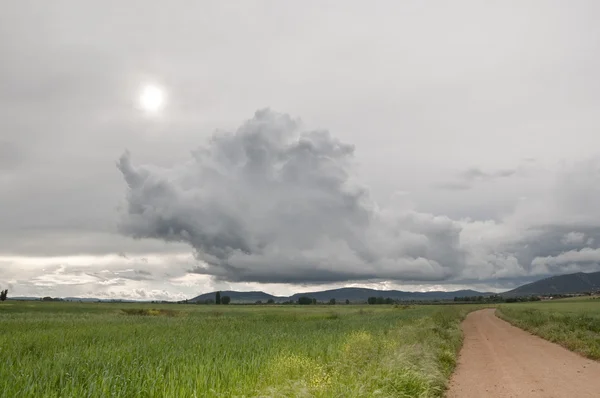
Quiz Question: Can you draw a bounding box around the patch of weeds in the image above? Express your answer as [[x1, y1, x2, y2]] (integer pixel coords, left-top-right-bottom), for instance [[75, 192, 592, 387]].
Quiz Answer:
[[121, 308, 180, 317], [326, 312, 340, 320]]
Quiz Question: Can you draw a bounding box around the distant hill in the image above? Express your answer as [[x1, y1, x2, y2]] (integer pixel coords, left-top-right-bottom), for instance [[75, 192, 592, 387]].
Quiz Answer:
[[191, 288, 490, 303], [17, 271, 599, 304], [8, 297, 146, 302], [7, 297, 40, 301], [190, 290, 285, 303], [503, 271, 600, 297], [289, 288, 488, 302]]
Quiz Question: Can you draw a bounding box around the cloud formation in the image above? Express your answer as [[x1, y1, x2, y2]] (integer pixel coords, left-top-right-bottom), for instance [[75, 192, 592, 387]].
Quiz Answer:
[[438, 167, 518, 190], [118, 110, 465, 283], [118, 110, 600, 284]]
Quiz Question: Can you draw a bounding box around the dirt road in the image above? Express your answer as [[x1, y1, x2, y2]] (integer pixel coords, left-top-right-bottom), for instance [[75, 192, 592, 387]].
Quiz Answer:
[[446, 308, 600, 398]]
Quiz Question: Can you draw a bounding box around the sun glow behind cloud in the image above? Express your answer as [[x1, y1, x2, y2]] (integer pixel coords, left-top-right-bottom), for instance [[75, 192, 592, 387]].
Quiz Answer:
[[139, 84, 165, 113]]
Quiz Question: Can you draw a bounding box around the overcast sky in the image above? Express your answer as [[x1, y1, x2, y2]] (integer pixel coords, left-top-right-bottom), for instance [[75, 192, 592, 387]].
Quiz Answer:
[[2, 1, 600, 300]]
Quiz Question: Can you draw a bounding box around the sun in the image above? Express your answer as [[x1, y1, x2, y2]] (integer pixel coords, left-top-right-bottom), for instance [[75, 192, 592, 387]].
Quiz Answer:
[[139, 84, 165, 113]]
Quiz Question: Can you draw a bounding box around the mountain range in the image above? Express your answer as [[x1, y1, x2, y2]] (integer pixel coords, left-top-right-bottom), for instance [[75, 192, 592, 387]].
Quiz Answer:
[[9, 271, 599, 303], [190, 288, 492, 303], [503, 271, 600, 297], [191, 271, 600, 303]]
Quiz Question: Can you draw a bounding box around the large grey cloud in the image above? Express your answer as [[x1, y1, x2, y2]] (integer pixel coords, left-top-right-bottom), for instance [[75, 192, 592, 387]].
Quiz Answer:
[[118, 110, 465, 283], [458, 157, 600, 281], [118, 110, 600, 284]]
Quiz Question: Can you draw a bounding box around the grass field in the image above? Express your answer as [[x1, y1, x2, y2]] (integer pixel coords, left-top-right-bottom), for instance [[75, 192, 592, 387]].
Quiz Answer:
[[497, 298, 600, 360], [0, 302, 471, 397]]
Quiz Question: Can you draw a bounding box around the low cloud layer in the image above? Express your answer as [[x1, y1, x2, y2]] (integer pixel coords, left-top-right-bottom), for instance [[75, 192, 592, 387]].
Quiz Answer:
[[438, 167, 518, 190], [118, 110, 600, 285]]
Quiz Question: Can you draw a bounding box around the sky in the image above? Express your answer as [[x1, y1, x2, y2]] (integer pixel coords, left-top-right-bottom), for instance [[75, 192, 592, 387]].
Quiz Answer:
[[2, 1, 600, 300]]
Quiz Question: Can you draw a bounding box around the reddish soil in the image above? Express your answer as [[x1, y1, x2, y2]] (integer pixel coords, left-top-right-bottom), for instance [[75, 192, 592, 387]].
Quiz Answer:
[[446, 308, 600, 398]]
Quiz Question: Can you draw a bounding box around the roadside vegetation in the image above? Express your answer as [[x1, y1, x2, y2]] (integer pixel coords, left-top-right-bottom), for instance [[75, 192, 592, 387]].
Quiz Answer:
[[497, 298, 600, 360], [0, 302, 471, 397]]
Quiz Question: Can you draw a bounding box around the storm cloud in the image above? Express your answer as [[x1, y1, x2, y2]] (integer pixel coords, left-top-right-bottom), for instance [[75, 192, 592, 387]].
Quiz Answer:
[[118, 110, 600, 284], [118, 110, 464, 283]]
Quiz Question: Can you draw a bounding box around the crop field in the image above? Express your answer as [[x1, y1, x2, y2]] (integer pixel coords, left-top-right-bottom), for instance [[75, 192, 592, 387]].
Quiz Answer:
[[0, 302, 470, 397], [497, 297, 600, 360]]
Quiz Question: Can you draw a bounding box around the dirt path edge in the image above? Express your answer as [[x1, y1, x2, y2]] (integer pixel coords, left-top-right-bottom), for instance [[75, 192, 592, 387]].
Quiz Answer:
[[445, 308, 600, 398]]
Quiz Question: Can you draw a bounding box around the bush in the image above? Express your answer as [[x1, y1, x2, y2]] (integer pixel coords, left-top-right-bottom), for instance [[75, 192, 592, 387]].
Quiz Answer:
[[221, 296, 231, 305], [298, 296, 312, 305]]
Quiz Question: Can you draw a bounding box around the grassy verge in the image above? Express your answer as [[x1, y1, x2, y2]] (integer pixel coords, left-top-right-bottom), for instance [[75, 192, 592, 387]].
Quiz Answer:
[[497, 299, 600, 360], [0, 302, 471, 397]]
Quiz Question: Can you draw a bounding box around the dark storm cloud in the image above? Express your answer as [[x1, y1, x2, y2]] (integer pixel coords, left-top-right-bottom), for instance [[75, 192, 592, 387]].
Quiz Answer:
[[118, 110, 464, 283], [117, 111, 600, 284]]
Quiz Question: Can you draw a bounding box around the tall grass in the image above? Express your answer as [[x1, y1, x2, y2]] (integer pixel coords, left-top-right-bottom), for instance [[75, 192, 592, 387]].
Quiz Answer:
[[497, 299, 600, 360], [0, 302, 469, 397]]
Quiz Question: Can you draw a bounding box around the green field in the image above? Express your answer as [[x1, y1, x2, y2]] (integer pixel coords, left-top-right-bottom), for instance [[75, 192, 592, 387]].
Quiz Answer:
[[0, 302, 471, 397], [497, 298, 600, 360]]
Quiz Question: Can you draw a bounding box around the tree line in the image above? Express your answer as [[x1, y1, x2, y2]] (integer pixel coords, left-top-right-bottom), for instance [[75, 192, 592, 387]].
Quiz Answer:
[[367, 297, 395, 305], [453, 294, 540, 303]]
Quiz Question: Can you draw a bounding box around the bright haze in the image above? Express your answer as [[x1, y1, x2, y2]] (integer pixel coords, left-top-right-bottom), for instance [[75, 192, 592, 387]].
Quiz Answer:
[[2, 1, 600, 301]]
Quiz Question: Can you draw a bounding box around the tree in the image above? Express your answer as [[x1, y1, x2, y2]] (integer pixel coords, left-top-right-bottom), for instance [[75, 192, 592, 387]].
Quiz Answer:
[[0, 289, 7, 302], [298, 296, 312, 305], [329, 298, 336, 305], [216, 291, 221, 305], [267, 298, 275, 304], [221, 296, 231, 305], [312, 298, 317, 305], [345, 299, 350, 305], [367, 297, 376, 305]]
